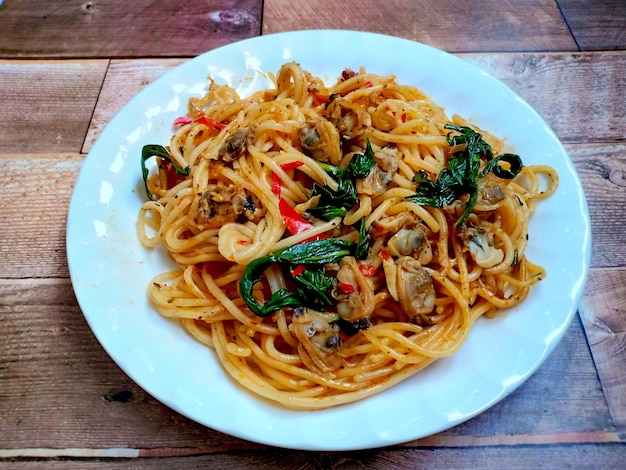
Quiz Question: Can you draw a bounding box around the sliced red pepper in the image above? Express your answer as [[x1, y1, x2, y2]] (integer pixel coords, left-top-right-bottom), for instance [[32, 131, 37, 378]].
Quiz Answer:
[[195, 115, 225, 129], [278, 197, 328, 240], [271, 172, 282, 197], [173, 115, 225, 129], [272, 163, 303, 197], [273, 167, 327, 240], [173, 116, 193, 126], [380, 249, 390, 262], [359, 264, 377, 277], [338, 282, 355, 294], [364, 81, 374, 88], [278, 198, 315, 235], [280, 161, 304, 171], [290, 265, 306, 277]]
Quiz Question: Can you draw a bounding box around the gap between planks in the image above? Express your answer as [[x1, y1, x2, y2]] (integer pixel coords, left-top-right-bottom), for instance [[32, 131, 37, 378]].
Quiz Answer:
[[0, 431, 623, 459], [0, 278, 71, 285]]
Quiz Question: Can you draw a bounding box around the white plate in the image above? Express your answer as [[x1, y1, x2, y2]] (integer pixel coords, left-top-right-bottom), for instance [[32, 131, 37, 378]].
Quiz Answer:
[[66, 30, 591, 451]]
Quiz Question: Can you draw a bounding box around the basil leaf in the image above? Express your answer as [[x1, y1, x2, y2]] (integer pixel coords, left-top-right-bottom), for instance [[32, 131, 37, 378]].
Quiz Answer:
[[347, 139, 376, 178], [406, 124, 524, 227], [482, 153, 523, 179], [309, 139, 375, 221], [354, 217, 371, 261], [141, 144, 190, 201], [239, 238, 356, 317], [294, 269, 335, 308]]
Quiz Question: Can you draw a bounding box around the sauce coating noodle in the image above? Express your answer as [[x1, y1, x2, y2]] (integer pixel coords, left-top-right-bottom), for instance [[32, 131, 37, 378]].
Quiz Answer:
[[137, 63, 558, 409]]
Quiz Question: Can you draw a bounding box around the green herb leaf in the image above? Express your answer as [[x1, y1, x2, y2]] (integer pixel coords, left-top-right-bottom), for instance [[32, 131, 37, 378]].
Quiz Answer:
[[406, 124, 523, 226], [309, 164, 358, 220], [347, 139, 376, 178], [239, 238, 356, 317], [309, 139, 375, 221], [141, 144, 190, 201], [481, 153, 524, 179], [293, 269, 336, 308], [354, 217, 371, 260]]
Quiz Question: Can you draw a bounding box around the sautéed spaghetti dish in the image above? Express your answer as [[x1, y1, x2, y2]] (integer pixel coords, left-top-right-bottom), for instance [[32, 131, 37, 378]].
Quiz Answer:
[[137, 62, 558, 409]]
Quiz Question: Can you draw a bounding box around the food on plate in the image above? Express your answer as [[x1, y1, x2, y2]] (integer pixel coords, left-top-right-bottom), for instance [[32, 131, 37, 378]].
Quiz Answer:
[[137, 62, 558, 409]]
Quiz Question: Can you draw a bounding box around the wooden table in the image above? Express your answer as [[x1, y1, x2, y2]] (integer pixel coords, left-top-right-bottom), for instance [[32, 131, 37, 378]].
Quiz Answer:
[[1, 1, 625, 468]]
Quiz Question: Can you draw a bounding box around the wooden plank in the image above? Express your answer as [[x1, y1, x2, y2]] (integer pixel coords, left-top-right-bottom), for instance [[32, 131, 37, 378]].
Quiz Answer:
[[557, 0, 626, 51], [461, 51, 626, 144], [0, 0, 262, 59], [1, 444, 625, 469], [579, 267, 626, 429], [0, 280, 614, 449], [0, 154, 82, 279], [0, 60, 107, 153], [262, 0, 578, 53], [0, 279, 250, 450], [567, 143, 626, 269]]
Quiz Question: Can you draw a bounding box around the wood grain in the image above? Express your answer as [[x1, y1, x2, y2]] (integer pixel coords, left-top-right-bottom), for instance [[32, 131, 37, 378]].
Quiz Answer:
[[568, 143, 626, 269], [1, 444, 626, 469], [0, 0, 262, 59], [0, 280, 251, 450], [262, 0, 578, 53], [0, 154, 82, 279], [579, 268, 626, 429], [462, 51, 626, 144], [0, 60, 107, 154], [557, 0, 626, 51]]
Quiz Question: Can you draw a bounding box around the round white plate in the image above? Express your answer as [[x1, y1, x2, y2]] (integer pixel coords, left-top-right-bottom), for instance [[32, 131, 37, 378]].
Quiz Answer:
[[66, 30, 591, 451]]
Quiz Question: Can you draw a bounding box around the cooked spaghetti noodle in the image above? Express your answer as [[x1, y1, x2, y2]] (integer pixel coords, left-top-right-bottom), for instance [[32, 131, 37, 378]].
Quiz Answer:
[[137, 62, 558, 409]]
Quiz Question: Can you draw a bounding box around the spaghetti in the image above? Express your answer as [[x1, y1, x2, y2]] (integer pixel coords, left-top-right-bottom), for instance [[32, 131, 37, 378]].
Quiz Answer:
[[137, 62, 558, 409]]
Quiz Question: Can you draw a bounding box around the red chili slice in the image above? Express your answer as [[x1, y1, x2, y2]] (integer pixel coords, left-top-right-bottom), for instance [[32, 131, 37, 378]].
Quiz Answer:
[[359, 264, 377, 277], [173, 116, 193, 126], [173, 115, 225, 129], [290, 265, 306, 277], [280, 161, 304, 171], [338, 282, 355, 294], [278, 198, 314, 235], [195, 116, 225, 129], [271, 172, 282, 197]]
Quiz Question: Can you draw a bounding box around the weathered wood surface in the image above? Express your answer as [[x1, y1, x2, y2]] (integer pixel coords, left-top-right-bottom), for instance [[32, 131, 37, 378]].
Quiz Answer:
[[262, 0, 578, 52], [1, 445, 626, 469], [0, 0, 263, 59], [557, 0, 626, 51], [2, 0, 626, 467], [0, 60, 108, 153], [580, 268, 626, 429]]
